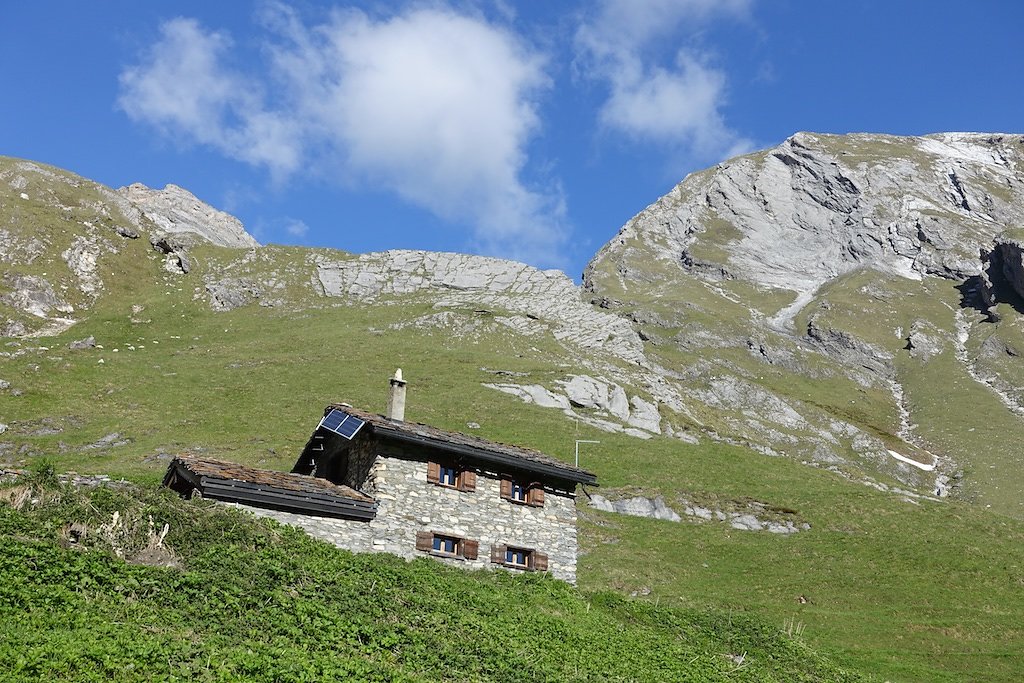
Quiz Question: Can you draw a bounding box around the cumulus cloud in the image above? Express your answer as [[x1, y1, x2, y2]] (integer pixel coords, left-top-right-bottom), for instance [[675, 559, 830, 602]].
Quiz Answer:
[[576, 0, 753, 158], [284, 218, 309, 238], [117, 6, 566, 265], [118, 18, 302, 178]]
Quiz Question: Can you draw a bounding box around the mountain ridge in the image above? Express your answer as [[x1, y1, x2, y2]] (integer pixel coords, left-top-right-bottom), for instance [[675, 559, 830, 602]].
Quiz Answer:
[[6, 133, 1024, 515], [5, 136, 1024, 680]]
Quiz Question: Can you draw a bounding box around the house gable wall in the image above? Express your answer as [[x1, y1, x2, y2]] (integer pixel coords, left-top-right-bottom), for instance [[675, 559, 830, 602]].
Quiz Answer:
[[220, 431, 581, 583], [366, 453, 578, 582]]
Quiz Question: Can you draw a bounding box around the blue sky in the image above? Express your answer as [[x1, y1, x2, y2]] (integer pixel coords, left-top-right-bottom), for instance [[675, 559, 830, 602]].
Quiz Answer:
[[2, 1, 1021, 278]]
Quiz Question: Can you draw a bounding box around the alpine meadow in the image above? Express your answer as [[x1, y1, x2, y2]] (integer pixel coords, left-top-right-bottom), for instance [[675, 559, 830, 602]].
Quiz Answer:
[[3, 132, 1024, 682]]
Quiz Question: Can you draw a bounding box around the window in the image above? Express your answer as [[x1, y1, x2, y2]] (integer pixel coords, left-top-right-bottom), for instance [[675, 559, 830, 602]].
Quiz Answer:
[[426, 461, 477, 492], [505, 547, 529, 567], [509, 481, 528, 503], [433, 534, 459, 555], [500, 478, 545, 507], [439, 466, 458, 487], [416, 530, 479, 560], [491, 543, 548, 572]]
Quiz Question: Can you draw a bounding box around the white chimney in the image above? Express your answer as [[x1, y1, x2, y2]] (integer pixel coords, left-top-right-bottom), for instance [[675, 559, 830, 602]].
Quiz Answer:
[[386, 368, 407, 421]]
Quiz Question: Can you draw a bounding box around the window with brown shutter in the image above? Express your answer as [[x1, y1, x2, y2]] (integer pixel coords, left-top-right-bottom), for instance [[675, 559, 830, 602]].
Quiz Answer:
[[427, 461, 476, 492], [415, 530, 479, 561], [501, 477, 544, 507], [492, 544, 548, 572]]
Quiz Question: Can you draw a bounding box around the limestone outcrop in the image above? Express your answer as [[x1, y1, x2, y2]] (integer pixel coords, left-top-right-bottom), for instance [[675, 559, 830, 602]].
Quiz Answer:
[[586, 133, 1024, 325], [315, 250, 646, 365], [118, 183, 260, 249]]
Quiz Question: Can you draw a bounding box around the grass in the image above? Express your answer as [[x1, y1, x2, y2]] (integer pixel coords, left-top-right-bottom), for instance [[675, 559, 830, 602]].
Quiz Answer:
[[0, 475, 865, 682], [5, 154, 1024, 681]]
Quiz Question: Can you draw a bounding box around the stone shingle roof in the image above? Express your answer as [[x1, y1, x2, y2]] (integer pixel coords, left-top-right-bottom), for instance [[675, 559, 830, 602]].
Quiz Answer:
[[164, 455, 378, 520], [167, 455, 374, 502], [324, 404, 598, 485]]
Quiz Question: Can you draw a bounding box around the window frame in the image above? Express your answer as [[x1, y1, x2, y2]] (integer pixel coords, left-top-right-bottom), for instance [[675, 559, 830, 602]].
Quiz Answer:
[[416, 530, 479, 561], [500, 477, 545, 507], [505, 546, 531, 568], [432, 533, 460, 556], [426, 461, 477, 492], [490, 543, 548, 572], [438, 465, 458, 487]]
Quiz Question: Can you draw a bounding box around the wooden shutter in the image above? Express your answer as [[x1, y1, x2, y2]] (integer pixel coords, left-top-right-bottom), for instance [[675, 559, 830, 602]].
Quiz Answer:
[[500, 478, 512, 500], [532, 552, 548, 572], [460, 470, 477, 492], [528, 484, 545, 507], [426, 461, 440, 484], [415, 530, 433, 552], [462, 539, 479, 560], [490, 544, 506, 564]]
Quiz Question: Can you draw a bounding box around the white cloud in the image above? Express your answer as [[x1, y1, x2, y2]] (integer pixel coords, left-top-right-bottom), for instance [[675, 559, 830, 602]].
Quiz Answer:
[[117, 6, 567, 266], [118, 18, 302, 179], [284, 218, 309, 238], [576, 0, 753, 157]]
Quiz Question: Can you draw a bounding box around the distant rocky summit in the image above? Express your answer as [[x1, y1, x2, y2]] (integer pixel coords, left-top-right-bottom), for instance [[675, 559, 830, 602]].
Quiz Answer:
[[583, 132, 1024, 513], [118, 182, 259, 249]]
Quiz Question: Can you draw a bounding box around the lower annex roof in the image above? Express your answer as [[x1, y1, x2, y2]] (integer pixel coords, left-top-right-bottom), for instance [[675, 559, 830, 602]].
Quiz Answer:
[[164, 455, 377, 520]]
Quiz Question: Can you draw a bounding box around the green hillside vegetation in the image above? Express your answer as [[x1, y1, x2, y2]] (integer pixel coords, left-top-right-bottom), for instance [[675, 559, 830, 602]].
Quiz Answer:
[[0, 469, 862, 682], [2, 242, 1022, 682], [3, 155, 1024, 681]]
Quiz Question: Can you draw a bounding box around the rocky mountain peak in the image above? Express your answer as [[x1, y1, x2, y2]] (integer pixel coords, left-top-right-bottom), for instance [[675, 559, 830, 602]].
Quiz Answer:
[[585, 131, 1024, 329], [117, 182, 260, 249]]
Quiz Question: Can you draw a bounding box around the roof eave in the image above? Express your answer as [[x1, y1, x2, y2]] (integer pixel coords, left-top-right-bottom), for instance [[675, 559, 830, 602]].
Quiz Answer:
[[376, 428, 598, 486]]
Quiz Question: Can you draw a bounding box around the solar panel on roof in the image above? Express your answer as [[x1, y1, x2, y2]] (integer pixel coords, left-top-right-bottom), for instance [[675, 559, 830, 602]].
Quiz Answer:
[[335, 414, 365, 439], [318, 409, 366, 440], [321, 409, 347, 433]]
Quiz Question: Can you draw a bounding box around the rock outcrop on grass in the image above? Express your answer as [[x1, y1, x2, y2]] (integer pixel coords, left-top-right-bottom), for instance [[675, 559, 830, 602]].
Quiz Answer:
[[118, 183, 260, 249]]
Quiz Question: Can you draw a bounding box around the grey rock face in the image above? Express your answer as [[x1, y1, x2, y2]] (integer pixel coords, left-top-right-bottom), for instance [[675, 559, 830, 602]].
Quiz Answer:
[[205, 279, 262, 312], [0, 229, 45, 265], [316, 250, 645, 364], [588, 493, 811, 533], [562, 375, 608, 409], [588, 494, 681, 522], [806, 314, 894, 379], [68, 336, 96, 350], [977, 237, 1024, 314], [485, 374, 664, 439], [1, 275, 72, 318], [119, 183, 260, 249], [905, 321, 944, 361], [627, 396, 661, 433], [586, 132, 1024, 329], [150, 235, 193, 274], [484, 383, 571, 410], [62, 238, 106, 296]]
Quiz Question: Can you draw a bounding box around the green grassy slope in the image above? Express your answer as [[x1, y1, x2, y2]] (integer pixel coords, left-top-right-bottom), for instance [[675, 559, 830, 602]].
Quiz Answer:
[[3, 156, 1024, 681], [0, 474, 863, 682], [1, 246, 1020, 682]]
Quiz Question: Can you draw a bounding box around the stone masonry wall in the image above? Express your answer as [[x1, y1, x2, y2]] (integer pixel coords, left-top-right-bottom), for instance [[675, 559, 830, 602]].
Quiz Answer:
[[219, 501, 377, 553], [222, 445, 580, 583], [367, 455, 579, 583]]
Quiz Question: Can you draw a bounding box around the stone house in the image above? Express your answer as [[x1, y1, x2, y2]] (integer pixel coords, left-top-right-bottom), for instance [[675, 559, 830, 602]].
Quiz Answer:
[[163, 371, 597, 583]]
